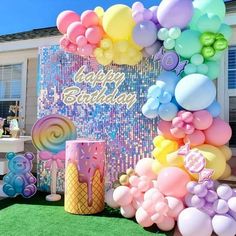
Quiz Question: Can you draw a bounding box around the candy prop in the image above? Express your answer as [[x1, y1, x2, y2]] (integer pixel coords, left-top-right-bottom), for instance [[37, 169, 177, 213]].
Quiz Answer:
[[154, 47, 188, 75], [32, 114, 76, 201], [178, 143, 214, 181], [65, 139, 105, 214], [3, 152, 36, 198]]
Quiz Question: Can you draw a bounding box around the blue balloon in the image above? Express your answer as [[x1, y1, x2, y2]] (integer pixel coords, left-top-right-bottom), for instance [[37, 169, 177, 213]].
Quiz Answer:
[[175, 74, 216, 111], [147, 84, 163, 98], [132, 20, 158, 47], [142, 103, 159, 119], [159, 91, 172, 104], [157, 71, 180, 95], [146, 97, 160, 109], [207, 100, 221, 117], [158, 102, 178, 121]]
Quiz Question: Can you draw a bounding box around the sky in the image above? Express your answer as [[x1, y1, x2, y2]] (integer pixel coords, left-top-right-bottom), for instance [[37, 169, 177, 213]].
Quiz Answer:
[[0, 0, 161, 35]]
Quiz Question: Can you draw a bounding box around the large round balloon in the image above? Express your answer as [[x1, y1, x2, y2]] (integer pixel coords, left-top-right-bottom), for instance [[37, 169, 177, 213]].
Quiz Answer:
[[175, 74, 216, 111], [193, 0, 226, 21], [157, 0, 193, 29], [212, 214, 236, 236], [193, 144, 226, 180], [204, 117, 232, 146], [175, 30, 202, 58], [178, 207, 213, 236], [157, 167, 190, 198], [132, 20, 157, 47], [102, 4, 135, 41], [196, 14, 221, 33]]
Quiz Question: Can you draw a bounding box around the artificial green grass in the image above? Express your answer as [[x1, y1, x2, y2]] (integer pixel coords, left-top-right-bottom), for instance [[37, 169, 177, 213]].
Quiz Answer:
[[0, 192, 174, 236]]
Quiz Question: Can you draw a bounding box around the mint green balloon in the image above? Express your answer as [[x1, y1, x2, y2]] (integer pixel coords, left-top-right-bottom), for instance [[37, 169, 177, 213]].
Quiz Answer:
[[196, 13, 222, 33], [205, 61, 220, 80], [197, 64, 209, 74], [191, 54, 204, 65], [175, 30, 202, 59], [184, 63, 197, 75], [164, 38, 175, 50], [189, 8, 203, 30], [219, 23, 232, 41], [168, 27, 181, 40], [208, 51, 223, 61], [193, 0, 226, 21], [158, 28, 169, 41]]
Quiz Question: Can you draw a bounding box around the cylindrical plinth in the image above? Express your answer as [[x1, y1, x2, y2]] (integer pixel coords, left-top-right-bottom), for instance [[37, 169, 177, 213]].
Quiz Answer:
[[65, 139, 105, 214]]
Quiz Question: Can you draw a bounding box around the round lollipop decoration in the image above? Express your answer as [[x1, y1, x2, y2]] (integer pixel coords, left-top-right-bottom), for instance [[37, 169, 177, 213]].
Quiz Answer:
[[32, 114, 77, 201]]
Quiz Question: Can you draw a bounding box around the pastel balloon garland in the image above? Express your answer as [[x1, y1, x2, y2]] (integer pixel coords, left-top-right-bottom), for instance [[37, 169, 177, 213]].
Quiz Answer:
[[56, 0, 235, 235]]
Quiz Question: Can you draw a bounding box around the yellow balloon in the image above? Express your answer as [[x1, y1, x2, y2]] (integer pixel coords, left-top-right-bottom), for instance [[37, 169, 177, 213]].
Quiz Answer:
[[167, 151, 184, 167], [94, 6, 104, 18], [102, 4, 135, 41], [219, 164, 231, 180], [152, 160, 165, 174], [100, 38, 113, 49], [128, 36, 143, 51], [219, 145, 232, 161], [153, 135, 165, 147], [192, 144, 226, 180]]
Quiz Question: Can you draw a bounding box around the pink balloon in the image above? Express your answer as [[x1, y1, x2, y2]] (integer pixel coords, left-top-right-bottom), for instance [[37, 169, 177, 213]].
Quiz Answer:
[[57, 10, 80, 34], [129, 175, 140, 187], [78, 44, 93, 57], [166, 196, 184, 218], [105, 189, 119, 208], [204, 117, 232, 146], [144, 188, 164, 201], [151, 213, 164, 224], [132, 196, 144, 209], [158, 120, 179, 140], [155, 202, 169, 214], [179, 111, 194, 123], [157, 167, 190, 198], [85, 26, 103, 45], [81, 10, 99, 28], [138, 179, 152, 192], [113, 186, 133, 206], [156, 215, 175, 231], [65, 43, 77, 53], [76, 35, 87, 47], [67, 22, 86, 43], [120, 204, 136, 218], [59, 35, 70, 48], [184, 130, 205, 147], [135, 158, 157, 180], [170, 127, 185, 139], [193, 110, 213, 130], [142, 199, 153, 212], [135, 207, 153, 227]]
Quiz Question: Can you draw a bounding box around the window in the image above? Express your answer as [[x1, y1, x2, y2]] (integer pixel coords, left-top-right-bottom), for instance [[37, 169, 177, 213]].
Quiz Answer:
[[0, 64, 22, 132], [228, 46, 236, 147]]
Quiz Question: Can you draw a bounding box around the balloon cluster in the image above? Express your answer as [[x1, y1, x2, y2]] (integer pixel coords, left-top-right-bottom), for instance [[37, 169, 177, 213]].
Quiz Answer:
[[142, 71, 180, 121], [200, 32, 228, 59], [106, 159, 189, 231], [57, 10, 104, 57], [158, 27, 182, 50], [182, 181, 236, 236]]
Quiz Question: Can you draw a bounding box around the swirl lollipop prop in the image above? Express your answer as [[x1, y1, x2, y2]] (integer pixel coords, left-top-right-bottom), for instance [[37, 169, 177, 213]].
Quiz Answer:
[[32, 114, 77, 201]]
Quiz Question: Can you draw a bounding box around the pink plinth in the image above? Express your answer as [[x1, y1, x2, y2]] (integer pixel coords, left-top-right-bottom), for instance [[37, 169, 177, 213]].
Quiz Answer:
[[65, 139, 106, 214]]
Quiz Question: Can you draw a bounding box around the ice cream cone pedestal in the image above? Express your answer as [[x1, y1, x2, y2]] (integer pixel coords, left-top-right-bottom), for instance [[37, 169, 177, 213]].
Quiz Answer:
[[65, 140, 106, 214]]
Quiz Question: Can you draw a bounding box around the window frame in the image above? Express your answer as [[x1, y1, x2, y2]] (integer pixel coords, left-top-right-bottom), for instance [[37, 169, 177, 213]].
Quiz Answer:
[[0, 57, 27, 129]]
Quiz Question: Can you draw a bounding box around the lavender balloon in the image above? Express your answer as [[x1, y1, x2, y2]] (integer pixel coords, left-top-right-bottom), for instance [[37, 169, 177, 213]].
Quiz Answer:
[[157, 0, 194, 29], [149, 6, 159, 24], [144, 41, 162, 56], [132, 20, 158, 47]]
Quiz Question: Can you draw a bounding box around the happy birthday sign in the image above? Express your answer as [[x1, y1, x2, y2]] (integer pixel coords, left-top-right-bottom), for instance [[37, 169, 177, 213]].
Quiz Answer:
[[62, 66, 137, 109]]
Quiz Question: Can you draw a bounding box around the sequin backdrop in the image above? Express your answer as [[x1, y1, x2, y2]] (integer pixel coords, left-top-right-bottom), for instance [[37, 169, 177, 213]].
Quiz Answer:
[[37, 45, 160, 192]]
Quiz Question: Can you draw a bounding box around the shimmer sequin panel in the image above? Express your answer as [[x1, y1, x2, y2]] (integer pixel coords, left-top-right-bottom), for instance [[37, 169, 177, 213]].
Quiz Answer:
[[37, 45, 160, 192]]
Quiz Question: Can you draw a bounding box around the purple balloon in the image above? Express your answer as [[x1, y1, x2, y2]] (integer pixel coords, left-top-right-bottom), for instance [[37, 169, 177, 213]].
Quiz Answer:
[[202, 202, 216, 217], [144, 40, 162, 56], [132, 1, 144, 11], [143, 9, 153, 21], [213, 199, 229, 214], [157, 0, 194, 29], [191, 195, 205, 208], [205, 190, 218, 203], [202, 180, 214, 190], [132, 11, 144, 23], [149, 6, 159, 24], [212, 215, 236, 236], [132, 20, 158, 47]]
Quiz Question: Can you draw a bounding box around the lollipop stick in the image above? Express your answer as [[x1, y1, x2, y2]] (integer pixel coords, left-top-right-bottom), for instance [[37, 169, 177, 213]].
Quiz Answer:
[[46, 160, 61, 201]]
